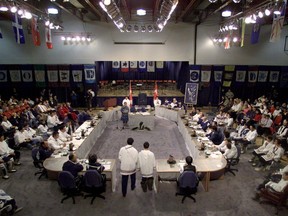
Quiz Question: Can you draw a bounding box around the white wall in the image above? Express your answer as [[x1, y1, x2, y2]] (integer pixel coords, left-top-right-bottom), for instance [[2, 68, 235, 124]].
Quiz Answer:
[[0, 12, 287, 65]]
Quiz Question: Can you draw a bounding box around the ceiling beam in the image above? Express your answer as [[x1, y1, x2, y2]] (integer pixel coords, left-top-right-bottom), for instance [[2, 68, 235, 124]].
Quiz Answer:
[[176, 0, 198, 22], [52, 1, 84, 21], [153, 0, 162, 21], [78, 0, 103, 20]]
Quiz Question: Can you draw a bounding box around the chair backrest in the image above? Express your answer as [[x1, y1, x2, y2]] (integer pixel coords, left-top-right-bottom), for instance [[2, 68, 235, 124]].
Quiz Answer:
[[84, 170, 103, 188], [58, 171, 76, 189], [178, 171, 198, 189], [31, 148, 40, 162]]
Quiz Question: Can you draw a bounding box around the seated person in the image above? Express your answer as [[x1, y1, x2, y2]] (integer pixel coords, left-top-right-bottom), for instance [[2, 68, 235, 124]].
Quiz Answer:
[[37, 120, 51, 140], [23, 123, 43, 146], [275, 119, 288, 138], [47, 110, 62, 130], [252, 171, 288, 201], [47, 131, 66, 150], [14, 126, 33, 150], [153, 97, 161, 107], [217, 131, 231, 153], [0, 159, 9, 179], [206, 125, 224, 145], [0, 133, 21, 166], [249, 135, 274, 165], [62, 153, 83, 178], [87, 154, 105, 174], [0, 116, 16, 132], [199, 116, 210, 132], [255, 138, 285, 171], [38, 141, 54, 161], [170, 98, 178, 108], [0, 189, 23, 214], [257, 114, 273, 136], [182, 156, 196, 173], [234, 124, 258, 153], [223, 141, 238, 159], [58, 125, 72, 142]]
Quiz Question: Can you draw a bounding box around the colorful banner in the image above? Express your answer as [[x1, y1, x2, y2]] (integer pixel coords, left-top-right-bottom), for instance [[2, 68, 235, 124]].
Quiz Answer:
[[31, 15, 41, 46], [236, 70, 246, 82], [10, 70, 21, 82], [184, 83, 198, 105], [12, 13, 25, 44], [248, 71, 258, 83], [72, 70, 82, 82], [47, 70, 58, 82], [270, 0, 287, 42], [0, 70, 7, 82], [45, 26, 52, 49], [269, 71, 279, 82], [147, 61, 155, 72], [258, 71, 268, 82], [121, 61, 129, 72], [84, 65, 96, 83], [138, 61, 146, 72], [21, 70, 33, 82], [59, 70, 70, 82], [201, 70, 211, 82]]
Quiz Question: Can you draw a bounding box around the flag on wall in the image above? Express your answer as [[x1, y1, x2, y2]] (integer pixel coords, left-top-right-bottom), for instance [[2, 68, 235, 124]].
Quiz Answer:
[[31, 16, 41, 46], [224, 35, 231, 49], [12, 13, 25, 44], [201, 70, 211, 82], [47, 70, 58, 82], [270, 0, 287, 42], [59, 70, 70, 82], [10, 70, 21, 82], [72, 70, 82, 82], [112, 61, 120, 72], [121, 61, 129, 72], [129, 61, 137, 72], [156, 61, 164, 69], [269, 71, 279, 82], [45, 26, 53, 49], [258, 71, 268, 82], [251, 19, 261, 44], [138, 61, 146, 72], [34, 69, 45, 82], [248, 71, 258, 83], [236, 70, 246, 82], [129, 81, 133, 106], [0, 70, 7, 82], [147, 61, 155, 72], [84, 65, 96, 83], [153, 81, 158, 100], [22, 70, 33, 82]]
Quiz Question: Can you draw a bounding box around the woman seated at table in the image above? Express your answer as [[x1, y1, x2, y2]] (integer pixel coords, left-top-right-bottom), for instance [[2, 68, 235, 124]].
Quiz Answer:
[[87, 154, 105, 174]]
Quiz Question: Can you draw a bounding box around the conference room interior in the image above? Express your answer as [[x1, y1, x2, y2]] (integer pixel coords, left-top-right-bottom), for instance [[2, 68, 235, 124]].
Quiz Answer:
[[1, 0, 288, 215]]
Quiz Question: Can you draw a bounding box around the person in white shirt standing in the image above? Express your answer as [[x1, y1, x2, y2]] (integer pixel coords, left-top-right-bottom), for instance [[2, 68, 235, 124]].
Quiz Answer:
[[118, 137, 138, 197], [138, 142, 156, 192]]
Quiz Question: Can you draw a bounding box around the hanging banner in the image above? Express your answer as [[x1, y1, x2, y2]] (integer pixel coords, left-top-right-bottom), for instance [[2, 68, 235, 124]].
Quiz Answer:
[[0, 70, 7, 82], [258, 71, 268, 82], [236, 70, 246, 82], [47, 70, 58, 82], [112, 61, 120, 72], [121, 61, 129, 72], [201, 70, 211, 82], [156, 61, 164, 69], [10, 70, 21, 82], [269, 71, 279, 82], [84, 64, 96, 83], [184, 83, 198, 105], [34, 70, 45, 82], [59, 70, 70, 82], [72, 70, 82, 82], [190, 70, 199, 82], [21, 70, 33, 82], [130, 61, 137, 72], [138, 61, 146, 72], [147, 61, 155, 72], [214, 71, 223, 82], [248, 71, 258, 83]]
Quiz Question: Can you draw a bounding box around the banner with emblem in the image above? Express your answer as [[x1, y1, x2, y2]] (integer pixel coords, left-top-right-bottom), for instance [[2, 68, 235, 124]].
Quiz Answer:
[[258, 71, 268, 82], [21, 70, 33, 82], [112, 61, 120, 72], [201, 70, 211, 82], [130, 61, 137, 72], [59, 70, 70, 82], [184, 83, 198, 105], [147, 61, 155, 72], [10, 70, 21, 82], [47, 70, 58, 82], [121, 61, 129, 72], [189, 65, 200, 83], [156, 61, 164, 69], [34, 65, 46, 87], [0, 70, 7, 82], [214, 71, 223, 82], [72, 70, 82, 82], [236, 70, 246, 82], [248, 71, 258, 83], [138, 61, 146, 72], [269, 71, 279, 82], [84, 64, 96, 83]]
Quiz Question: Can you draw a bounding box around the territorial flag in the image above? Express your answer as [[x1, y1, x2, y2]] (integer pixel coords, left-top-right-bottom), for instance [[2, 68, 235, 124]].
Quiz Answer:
[[147, 61, 155, 72], [31, 16, 41, 46], [130, 61, 137, 72], [251, 19, 261, 44], [138, 61, 146, 72], [129, 81, 133, 106], [12, 13, 25, 44], [121, 61, 129, 72], [153, 81, 158, 100], [45, 26, 53, 49], [270, 0, 287, 42]]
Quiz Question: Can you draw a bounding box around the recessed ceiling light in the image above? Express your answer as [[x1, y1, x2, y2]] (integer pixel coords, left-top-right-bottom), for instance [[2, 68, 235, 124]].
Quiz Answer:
[[137, 9, 146, 16], [222, 10, 232, 17], [48, 8, 58, 14]]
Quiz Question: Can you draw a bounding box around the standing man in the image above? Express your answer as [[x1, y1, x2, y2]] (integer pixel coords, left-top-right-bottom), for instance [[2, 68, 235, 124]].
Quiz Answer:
[[87, 89, 95, 110], [118, 138, 138, 197], [121, 102, 130, 129], [138, 142, 156, 192]]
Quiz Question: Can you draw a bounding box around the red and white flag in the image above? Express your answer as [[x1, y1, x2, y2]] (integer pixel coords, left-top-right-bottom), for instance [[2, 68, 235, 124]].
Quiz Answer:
[[153, 81, 158, 100], [45, 26, 53, 49], [129, 81, 133, 106], [31, 16, 41, 46]]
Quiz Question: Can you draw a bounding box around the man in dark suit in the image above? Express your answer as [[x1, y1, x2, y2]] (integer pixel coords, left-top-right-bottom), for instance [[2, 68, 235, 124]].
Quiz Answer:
[[62, 153, 83, 178], [207, 125, 224, 145]]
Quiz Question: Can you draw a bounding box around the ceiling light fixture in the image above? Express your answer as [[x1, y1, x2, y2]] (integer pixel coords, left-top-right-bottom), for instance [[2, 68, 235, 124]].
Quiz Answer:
[[137, 9, 146, 16], [0, 6, 8, 12], [233, 0, 241, 3], [265, 8, 271, 16], [209, 0, 218, 3], [103, 0, 111, 6], [258, 11, 263, 18], [222, 10, 232, 17], [48, 8, 59, 14], [10, 6, 17, 13]]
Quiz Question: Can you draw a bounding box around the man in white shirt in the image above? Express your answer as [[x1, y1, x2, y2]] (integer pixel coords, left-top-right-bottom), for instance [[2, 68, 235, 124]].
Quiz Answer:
[[0, 133, 21, 166], [153, 97, 161, 107], [23, 124, 43, 145], [1, 116, 14, 131], [236, 124, 258, 153], [58, 125, 72, 142], [14, 126, 33, 149], [122, 97, 131, 107], [137, 142, 156, 192], [47, 110, 62, 129], [276, 119, 288, 138], [118, 137, 138, 197], [47, 131, 66, 150], [257, 114, 273, 136]]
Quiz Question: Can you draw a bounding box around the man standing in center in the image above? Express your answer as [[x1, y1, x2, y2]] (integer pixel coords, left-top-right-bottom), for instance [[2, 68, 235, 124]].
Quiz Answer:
[[118, 137, 138, 197], [138, 142, 156, 192]]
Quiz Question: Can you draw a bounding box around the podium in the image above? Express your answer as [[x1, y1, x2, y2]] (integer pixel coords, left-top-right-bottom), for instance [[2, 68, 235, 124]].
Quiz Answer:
[[103, 98, 117, 109]]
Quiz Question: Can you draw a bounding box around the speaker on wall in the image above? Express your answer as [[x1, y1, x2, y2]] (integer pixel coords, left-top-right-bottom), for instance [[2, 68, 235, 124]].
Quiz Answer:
[[138, 93, 147, 105]]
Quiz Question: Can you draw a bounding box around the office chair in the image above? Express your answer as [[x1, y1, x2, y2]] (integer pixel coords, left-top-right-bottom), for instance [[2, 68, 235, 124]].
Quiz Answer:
[[31, 148, 47, 179], [83, 170, 106, 204], [175, 171, 198, 203], [259, 184, 288, 215], [225, 144, 241, 176], [58, 171, 82, 204]]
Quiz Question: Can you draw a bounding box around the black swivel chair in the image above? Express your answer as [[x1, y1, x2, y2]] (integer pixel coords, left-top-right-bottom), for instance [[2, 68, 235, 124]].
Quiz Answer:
[[225, 144, 241, 176], [83, 170, 106, 204], [176, 171, 198, 203], [31, 148, 47, 179], [58, 171, 82, 204]]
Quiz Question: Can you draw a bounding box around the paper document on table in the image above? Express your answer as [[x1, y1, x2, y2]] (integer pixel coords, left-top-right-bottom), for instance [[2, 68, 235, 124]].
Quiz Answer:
[[141, 112, 151, 116], [103, 164, 111, 170]]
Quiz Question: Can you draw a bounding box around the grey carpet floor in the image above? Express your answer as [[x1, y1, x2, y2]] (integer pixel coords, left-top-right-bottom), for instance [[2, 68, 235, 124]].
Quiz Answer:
[[1, 117, 287, 216]]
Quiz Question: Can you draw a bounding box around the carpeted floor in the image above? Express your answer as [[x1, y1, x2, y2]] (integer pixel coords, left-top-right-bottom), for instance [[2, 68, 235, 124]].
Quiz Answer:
[[1, 117, 287, 216]]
